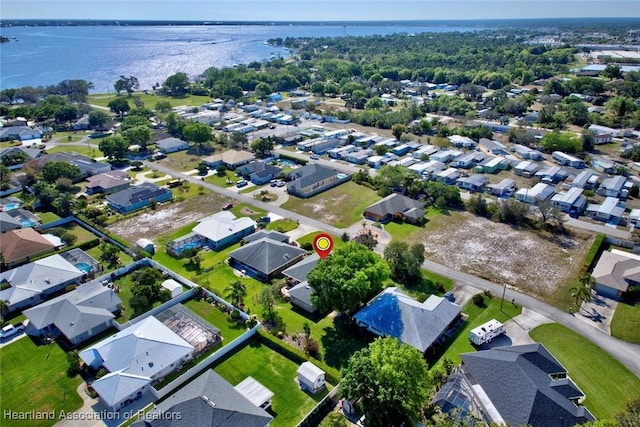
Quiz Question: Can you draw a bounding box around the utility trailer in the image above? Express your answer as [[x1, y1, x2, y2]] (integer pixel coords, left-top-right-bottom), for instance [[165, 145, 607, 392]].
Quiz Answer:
[[469, 319, 505, 345]]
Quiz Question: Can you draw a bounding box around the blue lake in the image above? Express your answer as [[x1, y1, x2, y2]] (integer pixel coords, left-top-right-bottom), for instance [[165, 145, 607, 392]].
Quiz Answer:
[[0, 24, 479, 92]]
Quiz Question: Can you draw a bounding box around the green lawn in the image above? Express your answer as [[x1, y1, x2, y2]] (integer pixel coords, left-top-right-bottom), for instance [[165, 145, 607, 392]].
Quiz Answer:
[[266, 219, 299, 233], [0, 338, 83, 427], [434, 293, 521, 366], [50, 131, 86, 143], [183, 299, 248, 344], [87, 93, 213, 109], [204, 170, 239, 187], [530, 323, 640, 420], [36, 211, 61, 224], [44, 145, 103, 158], [383, 207, 443, 242], [296, 232, 347, 249], [281, 181, 380, 228], [113, 272, 164, 322], [610, 302, 640, 344], [213, 338, 332, 427]]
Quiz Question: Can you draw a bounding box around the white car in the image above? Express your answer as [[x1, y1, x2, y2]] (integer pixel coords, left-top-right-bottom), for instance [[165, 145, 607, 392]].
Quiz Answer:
[[1, 324, 24, 340]]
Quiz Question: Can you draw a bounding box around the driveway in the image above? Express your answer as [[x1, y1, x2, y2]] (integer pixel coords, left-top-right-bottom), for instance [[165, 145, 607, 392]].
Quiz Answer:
[[574, 291, 618, 335], [503, 308, 554, 346]]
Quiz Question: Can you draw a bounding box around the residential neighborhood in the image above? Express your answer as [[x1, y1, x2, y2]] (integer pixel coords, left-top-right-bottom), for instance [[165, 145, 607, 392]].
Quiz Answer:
[[2, 17, 640, 427]]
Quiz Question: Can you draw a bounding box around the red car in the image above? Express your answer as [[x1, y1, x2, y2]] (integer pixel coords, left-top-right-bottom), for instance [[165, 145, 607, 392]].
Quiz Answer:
[[223, 203, 234, 210]]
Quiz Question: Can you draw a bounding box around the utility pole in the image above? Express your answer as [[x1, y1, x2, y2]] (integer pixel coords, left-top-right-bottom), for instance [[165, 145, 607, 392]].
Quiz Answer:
[[500, 283, 506, 312]]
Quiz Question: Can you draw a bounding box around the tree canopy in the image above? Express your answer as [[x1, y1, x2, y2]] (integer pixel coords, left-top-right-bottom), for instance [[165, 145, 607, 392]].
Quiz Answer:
[[384, 241, 425, 283], [307, 241, 390, 314], [41, 161, 82, 183], [340, 337, 432, 427]]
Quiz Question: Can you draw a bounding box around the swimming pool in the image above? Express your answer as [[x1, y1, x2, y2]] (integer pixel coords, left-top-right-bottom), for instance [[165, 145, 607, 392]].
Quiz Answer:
[[3, 203, 20, 211], [75, 262, 92, 273], [20, 220, 36, 228], [336, 173, 348, 179], [175, 242, 202, 253]]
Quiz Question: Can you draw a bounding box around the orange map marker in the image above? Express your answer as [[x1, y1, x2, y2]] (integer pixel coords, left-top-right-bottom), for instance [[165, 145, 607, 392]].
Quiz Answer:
[[313, 233, 334, 259]]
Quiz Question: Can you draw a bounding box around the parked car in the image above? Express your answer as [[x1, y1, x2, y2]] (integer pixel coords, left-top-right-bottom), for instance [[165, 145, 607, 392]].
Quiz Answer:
[[258, 215, 271, 224], [1, 324, 24, 340], [270, 179, 279, 187], [276, 181, 286, 187], [236, 180, 248, 188], [444, 292, 456, 303], [223, 203, 234, 210], [310, 154, 319, 160]]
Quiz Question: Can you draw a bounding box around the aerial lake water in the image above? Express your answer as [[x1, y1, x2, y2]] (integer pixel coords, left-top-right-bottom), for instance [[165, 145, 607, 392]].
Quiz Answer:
[[0, 23, 479, 92]]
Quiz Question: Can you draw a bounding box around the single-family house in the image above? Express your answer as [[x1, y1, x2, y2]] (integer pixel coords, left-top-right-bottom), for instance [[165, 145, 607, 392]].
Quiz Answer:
[[23, 280, 121, 346], [552, 151, 585, 168], [409, 160, 445, 177], [0, 126, 43, 141], [328, 145, 355, 159], [41, 152, 112, 179], [592, 250, 640, 299], [512, 144, 543, 161], [0, 253, 84, 313], [515, 183, 555, 204], [0, 212, 22, 232], [363, 193, 425, 224], [0, 227, 57, 265], [458, 175, 490, 192], [355, 287, 462, 355], [431, 150, 462, 164], [297, 362, 326, 393], [367, 155, 386, 169], [132, 369, 273, 427], [479, 138, 507, 155], [436, 168, 460, 185], [156, 137, 190, 153], [448, 135, 477, 149], [413, 145, 439, 159], [85, 170, 130, 195], [283, 253, 319, 284], [190, 211, 256, 251], [478, 156, 508, 174], [0, 209, 40, 232], [0, 146, 43, 169], [267, 92, 283, 102], [487, 178, 516, 197], [432, 344, 594, 427], [310, 138, 342, 155], [571, 170, 599, 190], [237, 161, 282, 185], [203, 150, 255, 170], [287, 281, 316, 313], [550, 187, 587, 214], [535, 166, 569, 184], [586, 197, 625, 224], [228, 238, 306, 282], [514, 161, 539, 178], [589, 124, 621, 140], [344, 148, 373, 165], [79, 316, 195, 410], [392, 144, 412, 156], [106, 182, 172, 213], [597, 175, 627, 198], [287, 164, 350, 198], [72, 114, 91, 131], [244, 230, 289, 245]]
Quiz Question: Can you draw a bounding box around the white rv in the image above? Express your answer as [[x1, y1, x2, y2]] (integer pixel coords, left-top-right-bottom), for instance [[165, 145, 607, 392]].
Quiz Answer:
[[469, 319, 505, 345]]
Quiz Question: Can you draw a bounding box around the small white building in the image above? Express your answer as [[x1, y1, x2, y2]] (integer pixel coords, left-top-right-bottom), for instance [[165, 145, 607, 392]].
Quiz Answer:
[[469, 319, 505, 346], [161, 279, 183, 298], [297, 361, 325, 393]]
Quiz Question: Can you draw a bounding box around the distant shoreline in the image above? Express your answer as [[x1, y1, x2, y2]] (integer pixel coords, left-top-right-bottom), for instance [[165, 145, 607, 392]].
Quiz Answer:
[[1, 17, 639, 28]]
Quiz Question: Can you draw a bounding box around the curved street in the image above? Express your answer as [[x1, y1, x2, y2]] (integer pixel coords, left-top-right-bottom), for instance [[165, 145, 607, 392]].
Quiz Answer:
[[144, 160, 640, 377]]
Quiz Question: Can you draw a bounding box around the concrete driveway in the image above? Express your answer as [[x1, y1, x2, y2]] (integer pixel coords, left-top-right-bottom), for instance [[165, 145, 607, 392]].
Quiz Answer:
[[574, 291, 618, 335]]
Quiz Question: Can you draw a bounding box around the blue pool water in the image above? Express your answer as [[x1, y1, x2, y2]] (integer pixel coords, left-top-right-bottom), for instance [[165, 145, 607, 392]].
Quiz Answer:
[[75, 262, 92, 273], [279, 160, 297, 167], [337, 173, 348, 179], [176, 242, 202, 253], [21, 220, 36, 228], [3, 203, 19, 211]]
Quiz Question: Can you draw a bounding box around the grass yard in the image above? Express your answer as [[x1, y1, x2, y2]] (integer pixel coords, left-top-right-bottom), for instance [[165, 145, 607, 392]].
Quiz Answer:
[[88, 93, 213, 109], [280, 181, 380, 228], [530, 323, 640, 420], [50, 131, 87, 143], [35, 211, 61, 224], [44, 144, 103, 158], [383, 207, 443, 241], [610, 302, 640, 344], [204, 170, 240, 187], [0, 338, 83, 427], [113, 272, 165, 322], [213, 338, 332, 427], [296, 232, 347, 250], [433, 293, 521, 366], [155, 150, 208, 172], [266, 218, 299, 233], [183, 299, 248, 344]]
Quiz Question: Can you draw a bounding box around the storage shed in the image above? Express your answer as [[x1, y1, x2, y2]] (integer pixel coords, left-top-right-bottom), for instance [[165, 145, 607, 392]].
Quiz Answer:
[[161, 279, 183, 299], [297, 361, 325, 393]]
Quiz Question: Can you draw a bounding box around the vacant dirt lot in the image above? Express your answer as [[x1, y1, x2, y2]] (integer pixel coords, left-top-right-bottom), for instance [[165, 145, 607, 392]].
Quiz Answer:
[[421, 212, 593, 295], [107, 193, 227, 243]]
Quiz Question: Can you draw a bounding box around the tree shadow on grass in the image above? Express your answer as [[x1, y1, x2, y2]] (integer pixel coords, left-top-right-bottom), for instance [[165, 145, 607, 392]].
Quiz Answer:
[[321, 314, 373, 371]]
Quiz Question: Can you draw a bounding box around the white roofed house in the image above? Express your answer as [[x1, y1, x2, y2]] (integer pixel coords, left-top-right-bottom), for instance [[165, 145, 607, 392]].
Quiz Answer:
[[156, 137, 190, 153], [550, 187, 587, 215], [487, 178, 516, 197], [79, 316, 195, 410], [586, 197, 626, 225], [597, 175, 628, 198], [592, 250, 640, 300], [516, 183, 555, 205]]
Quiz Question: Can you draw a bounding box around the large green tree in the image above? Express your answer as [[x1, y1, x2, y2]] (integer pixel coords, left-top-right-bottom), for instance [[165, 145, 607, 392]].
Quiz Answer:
[[88, 110, 110, 129], [340, 337, 432, 427], [164, 72, 190, 96], [99, 136, 129, 160], [539, 131, 583, 154], [41, 161, 82, 183], [108, 98, 130, 118], [122, 125, 153, 150], [114, 75, 140, 96], [307, 241, 389, 314], [383, 241, 425, 283], [182, 122, 211, 150]]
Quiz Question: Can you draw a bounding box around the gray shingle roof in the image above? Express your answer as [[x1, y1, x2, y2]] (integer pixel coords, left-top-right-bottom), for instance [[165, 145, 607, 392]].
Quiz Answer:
[[460, 344, 595, 427], [364, 193, 425, 218], [287, 163, 338, 191], [354, 287, 461, 353], [133, 370, 272, 427], [106, 183, 171, 207], [229, 238, 306, 277], [282, 253, 320, 282], [244, 230, 290, 244], [288, 280, 314, 308]]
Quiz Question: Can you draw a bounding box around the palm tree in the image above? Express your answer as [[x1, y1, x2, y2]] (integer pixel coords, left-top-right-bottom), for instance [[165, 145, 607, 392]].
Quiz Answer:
[[570, 273, 593, 309], [224, 280, 247, 308]]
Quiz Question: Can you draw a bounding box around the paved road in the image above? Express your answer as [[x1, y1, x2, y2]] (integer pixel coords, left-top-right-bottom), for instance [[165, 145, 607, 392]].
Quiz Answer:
[[144, 160, 640, 378], [564, 216, 631, 239], [422, 259, 640, 377], [143, 161, 343, 237]]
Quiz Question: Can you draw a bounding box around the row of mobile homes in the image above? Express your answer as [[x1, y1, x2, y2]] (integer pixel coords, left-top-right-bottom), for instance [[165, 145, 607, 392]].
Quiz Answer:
[[552, 151, 585, 168]]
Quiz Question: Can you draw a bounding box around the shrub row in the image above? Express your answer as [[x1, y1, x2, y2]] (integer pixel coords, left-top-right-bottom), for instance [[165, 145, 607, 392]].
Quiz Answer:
[[256, 329, 341, 385], [582, 233, 606, 274]]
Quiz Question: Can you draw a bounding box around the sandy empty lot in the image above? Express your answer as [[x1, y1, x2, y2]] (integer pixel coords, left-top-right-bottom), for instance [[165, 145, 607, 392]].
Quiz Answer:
[[421, 212, 593, 295]]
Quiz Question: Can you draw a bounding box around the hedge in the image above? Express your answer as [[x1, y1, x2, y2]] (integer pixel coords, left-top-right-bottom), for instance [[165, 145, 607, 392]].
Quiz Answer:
[[583, 234, 606, 274], [256, 329, 341, 385]]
